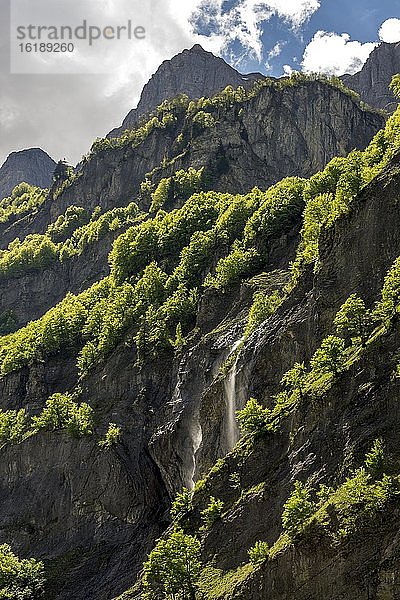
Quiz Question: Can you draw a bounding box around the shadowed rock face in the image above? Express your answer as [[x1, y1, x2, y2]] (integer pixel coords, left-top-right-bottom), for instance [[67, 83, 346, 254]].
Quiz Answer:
[[0, 148, 56, 199], [108, 44, 264, 137], [343, 41, 400, 113]]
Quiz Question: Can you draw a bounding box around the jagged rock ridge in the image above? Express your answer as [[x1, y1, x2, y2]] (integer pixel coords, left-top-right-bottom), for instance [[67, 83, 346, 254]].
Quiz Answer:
[[343, 41, 400, 112], [108, 44, 264, 137]]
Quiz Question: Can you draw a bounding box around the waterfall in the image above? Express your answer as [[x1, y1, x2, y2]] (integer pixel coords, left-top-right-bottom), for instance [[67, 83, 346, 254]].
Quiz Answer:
[[188, 415, 203, 490], [223, 340, 242, 451]]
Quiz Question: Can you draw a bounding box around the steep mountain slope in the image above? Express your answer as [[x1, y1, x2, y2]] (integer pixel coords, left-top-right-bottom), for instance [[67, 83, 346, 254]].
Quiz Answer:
[[0, 67, 399, 600], [145, 149, 400, 600], [0, 148, 55, 200], [343, 41, 400, 112], [108, 44, 264, 137], [0, 77, 384, 332]]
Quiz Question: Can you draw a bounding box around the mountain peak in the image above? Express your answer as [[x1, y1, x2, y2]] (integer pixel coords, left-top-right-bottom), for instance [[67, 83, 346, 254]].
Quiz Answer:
[[187, 43, 208, 54], [0, 147, 55, 199], [108, 45, 264, 137], [342, 41, 400, 112]]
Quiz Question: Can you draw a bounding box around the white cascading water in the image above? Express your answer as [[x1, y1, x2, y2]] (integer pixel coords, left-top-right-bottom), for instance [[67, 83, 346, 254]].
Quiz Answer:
[[188, 415, 203, 489], [223, 340, 242, 451]]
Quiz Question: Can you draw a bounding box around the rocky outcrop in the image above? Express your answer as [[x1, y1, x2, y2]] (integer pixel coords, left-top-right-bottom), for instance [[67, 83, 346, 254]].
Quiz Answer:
[[0, 148, 56, 200], [108, 44, 264, 137], [343, 41, 400, 112]]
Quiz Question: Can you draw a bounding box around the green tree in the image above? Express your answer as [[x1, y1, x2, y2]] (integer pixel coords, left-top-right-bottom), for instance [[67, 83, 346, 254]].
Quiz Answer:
[[389, 74, 400, 99], [334, 294, 370, 345], [236, 398, 271, 435], [0, 543, 45, 599], [280, 362, 307, 399], [282, 481, 315, 538], [245, 290, 282, 336], [373, 257, 400, 327], [143, 529, 201, 600], [310, 336, 346, 376], [200, 497, 224, 530], [365, 438, 385, 478], [0, 409, 28, 443], [171, 488, 193, 521], [205, 248, 259, 289], [32, 393, 93, 437], [98, 423, 121, 449], [248, 541, 269, 566]]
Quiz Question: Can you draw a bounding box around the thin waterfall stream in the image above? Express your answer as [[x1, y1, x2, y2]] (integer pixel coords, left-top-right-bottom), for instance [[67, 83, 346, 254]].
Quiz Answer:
[[224, 339, 242, 451]]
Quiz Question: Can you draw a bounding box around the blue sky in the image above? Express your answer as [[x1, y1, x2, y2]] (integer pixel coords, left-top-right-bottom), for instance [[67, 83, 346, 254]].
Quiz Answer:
[[190, 0, 400, 76]]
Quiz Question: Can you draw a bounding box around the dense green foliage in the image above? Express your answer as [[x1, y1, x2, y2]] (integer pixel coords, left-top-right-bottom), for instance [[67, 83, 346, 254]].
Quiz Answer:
[[0, 543, 45, 599], [247, 541, 269, 566], [47, 205, 90, 243], [143, 529, 201, 600], [32, 393, 93, 437], [150, 168, 205, 212], [0, 235, 58, 278], [0, 79, 399, 414], [200, 497, 224, 531], [0, 202, 141, 278], [0, 96, 397, 374], [0, 183, 47, 226]]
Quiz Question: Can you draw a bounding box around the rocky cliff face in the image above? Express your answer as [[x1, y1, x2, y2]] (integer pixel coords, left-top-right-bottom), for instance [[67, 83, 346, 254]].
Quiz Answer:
[[0, 81, 384, 331], [0, 48, 398, 600], [0, 148, 55, 200], [343, 41, 400, 112], [108, 44, 264, 137]]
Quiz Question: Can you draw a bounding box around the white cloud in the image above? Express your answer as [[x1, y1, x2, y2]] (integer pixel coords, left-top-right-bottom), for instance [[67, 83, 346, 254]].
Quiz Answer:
[[379, 18, 400, 43], [191, 0, 320, 62], [267, 41, 285, 60], [0, 0, 322, 165], [262, 0, 320, 28], [265, 41, 285, 72], [0, 0, 226, 165], [282, 64, 294, 76], [302, 31, 377, 76]]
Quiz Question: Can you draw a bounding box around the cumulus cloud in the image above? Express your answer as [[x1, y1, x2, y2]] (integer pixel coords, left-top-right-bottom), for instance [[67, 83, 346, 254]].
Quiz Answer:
[[191, 0, 320, 62], [302, 31, 377, 76], [379, 18, 400, 43], [282, 64, 295, 76]]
